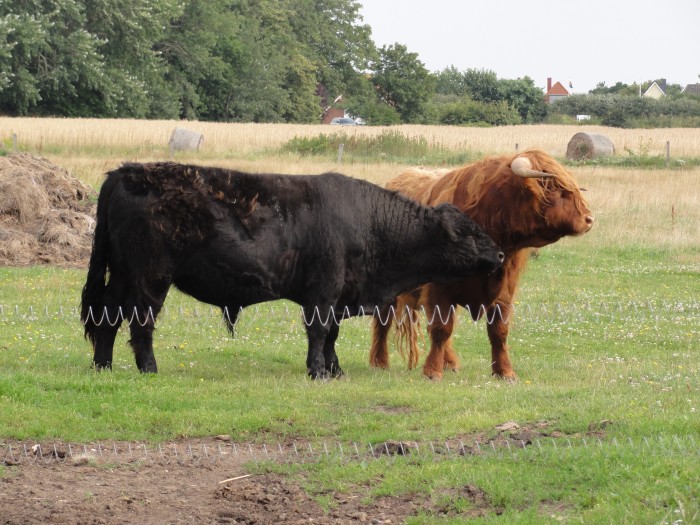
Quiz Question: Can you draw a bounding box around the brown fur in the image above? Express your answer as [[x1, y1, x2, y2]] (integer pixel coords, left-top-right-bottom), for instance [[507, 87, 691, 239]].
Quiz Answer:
[[369, 150, 593, 380]]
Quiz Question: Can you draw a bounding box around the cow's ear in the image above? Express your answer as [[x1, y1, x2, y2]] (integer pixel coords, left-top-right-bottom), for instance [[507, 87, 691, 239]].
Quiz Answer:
[[435, 204, 459, 242]]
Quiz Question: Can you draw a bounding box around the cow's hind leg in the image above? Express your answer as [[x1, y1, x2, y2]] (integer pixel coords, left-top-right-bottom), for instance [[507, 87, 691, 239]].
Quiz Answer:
[[92, 321, 122, 371], [88, 275, 130, 371], [127, 279, 171, 373]]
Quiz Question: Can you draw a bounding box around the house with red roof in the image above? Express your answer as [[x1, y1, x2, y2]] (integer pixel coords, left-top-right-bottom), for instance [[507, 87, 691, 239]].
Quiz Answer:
[[544, 78, 570, 104]]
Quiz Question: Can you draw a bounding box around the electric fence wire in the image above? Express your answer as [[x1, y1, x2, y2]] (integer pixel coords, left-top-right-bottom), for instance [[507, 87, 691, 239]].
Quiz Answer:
[[2, 434, 698, 467], [2, 300, 699, 328]]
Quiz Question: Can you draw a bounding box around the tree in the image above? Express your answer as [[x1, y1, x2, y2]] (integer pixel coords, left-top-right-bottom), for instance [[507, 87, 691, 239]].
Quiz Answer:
[[463, 68, 499, 103], [0, 0, 109, 115], [195, 0, 376, 123], [287, 0, 377, 107], [434, 66, 467, 96], [589, 81, 637, 96], [0, 0, 183, 117], [157, 0, 238, 119], [497, 76, 546, 123], [371, 43, 435, 123]]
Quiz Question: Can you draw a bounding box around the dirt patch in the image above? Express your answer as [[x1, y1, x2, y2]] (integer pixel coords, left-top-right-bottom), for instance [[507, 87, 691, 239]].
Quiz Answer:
[[0, 435, 514, 524], [0, 153, 96, 267], [0, 461, 420, 525], [1, 424, 610, 523], [0, 453, 445, 524]]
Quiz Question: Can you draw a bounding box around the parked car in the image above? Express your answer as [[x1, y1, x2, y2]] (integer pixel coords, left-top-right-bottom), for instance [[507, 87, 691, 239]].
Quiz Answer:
[[330, 117, 357, 126]]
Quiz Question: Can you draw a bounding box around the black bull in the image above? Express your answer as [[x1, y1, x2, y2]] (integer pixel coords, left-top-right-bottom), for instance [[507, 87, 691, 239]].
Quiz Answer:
[[81, 163, 504, 379]]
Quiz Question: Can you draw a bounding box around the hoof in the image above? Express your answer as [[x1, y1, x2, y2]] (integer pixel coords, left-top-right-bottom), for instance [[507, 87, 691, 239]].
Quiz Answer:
[[92, 361, 112, 371], [493, 370, 517, 382], [308, 368, 330, 380], [369, 359, 389, 369], [423, 370, 443, 381], [327, 367, 344, 379]]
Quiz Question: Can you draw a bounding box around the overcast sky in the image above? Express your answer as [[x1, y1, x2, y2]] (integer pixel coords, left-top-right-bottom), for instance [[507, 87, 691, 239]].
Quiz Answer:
[[359, 0, 700, 94]]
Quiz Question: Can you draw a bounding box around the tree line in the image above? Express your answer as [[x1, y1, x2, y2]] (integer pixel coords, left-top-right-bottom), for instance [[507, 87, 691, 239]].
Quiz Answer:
[[2, 0, 699, 126]]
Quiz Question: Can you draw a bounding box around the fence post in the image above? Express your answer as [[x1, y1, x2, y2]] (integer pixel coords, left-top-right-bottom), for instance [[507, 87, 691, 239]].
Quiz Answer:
[[666, 141, 670, 167], [12, 133, 17, 152], [337, 143, 344, 164]]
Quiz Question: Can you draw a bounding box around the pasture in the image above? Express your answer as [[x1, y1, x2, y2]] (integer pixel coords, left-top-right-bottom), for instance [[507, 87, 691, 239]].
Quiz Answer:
[[0, 119, 699, 524]]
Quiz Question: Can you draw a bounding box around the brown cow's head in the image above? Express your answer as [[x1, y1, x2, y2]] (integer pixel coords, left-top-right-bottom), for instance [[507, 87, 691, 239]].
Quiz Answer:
[[433, 150, 593, 250], [510, 151, 593, 247], [509, 151, 594, 248]]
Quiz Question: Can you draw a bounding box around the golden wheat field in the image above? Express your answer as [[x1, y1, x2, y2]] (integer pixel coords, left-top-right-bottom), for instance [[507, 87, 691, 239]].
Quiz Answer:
[[1, 117, 699, 252], [2, 117, 699, 157]]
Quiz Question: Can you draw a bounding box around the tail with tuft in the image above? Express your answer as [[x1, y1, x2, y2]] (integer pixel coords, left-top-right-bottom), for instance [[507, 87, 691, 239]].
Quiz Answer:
[[80, 177, 115, 347]]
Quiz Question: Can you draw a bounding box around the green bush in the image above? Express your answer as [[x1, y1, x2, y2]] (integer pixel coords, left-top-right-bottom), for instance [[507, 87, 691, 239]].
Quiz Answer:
[[432, 98, 521, 126], [283, 134, 336, 156], [282, 130, 474, 165]]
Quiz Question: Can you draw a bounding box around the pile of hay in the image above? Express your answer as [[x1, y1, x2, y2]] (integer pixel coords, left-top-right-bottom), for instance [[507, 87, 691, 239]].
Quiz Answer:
[[0, 153, 96, 267]]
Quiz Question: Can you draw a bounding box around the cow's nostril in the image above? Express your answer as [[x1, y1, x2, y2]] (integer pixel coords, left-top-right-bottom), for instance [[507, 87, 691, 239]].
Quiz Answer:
[[497, 251, 505, 263], [585, 215, 594, 225]]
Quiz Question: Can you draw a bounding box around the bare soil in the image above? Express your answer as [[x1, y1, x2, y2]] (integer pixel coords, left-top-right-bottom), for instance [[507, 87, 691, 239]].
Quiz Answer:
[[1, 460, 425, 524], [0, 436, 510, 524]]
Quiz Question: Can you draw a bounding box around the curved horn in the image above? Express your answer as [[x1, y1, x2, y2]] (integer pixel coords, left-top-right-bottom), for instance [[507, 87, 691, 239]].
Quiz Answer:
[[510, 156, 554, 178]]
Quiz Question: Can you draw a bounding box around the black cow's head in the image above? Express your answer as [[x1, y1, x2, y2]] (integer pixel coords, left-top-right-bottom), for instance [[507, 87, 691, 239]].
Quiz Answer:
[[435, 203, 504, 274]]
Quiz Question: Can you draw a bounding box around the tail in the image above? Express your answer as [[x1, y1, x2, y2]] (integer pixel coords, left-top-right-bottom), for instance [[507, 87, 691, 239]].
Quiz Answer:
[[393, 304, 422, 369], [80, 175, 115, 346], [369, 298, 424, 370]]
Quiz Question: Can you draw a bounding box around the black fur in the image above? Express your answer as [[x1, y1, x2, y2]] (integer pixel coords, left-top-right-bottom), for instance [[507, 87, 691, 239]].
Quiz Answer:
[[81, 162, 502, 378]]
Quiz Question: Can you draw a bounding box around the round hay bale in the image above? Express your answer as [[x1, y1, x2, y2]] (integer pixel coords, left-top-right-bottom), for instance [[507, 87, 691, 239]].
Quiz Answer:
[[169, 127, 204, 152], [566, 132, 615, 160]]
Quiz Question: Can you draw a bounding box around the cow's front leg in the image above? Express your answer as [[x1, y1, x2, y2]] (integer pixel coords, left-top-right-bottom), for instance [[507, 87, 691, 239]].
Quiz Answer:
[[486, 302, 517, 380], [322, 320, 343, 377], [304, 310, 332, 380]]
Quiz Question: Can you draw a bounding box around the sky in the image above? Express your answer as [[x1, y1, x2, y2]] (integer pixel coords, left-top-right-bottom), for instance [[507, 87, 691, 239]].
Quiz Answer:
[[359, 0, 700, 94]]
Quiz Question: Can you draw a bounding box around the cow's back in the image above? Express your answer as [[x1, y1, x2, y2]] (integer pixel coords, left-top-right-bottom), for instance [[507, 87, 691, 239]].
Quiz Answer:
[[386, 167, 462, 207], [385, 169, 441, 205]]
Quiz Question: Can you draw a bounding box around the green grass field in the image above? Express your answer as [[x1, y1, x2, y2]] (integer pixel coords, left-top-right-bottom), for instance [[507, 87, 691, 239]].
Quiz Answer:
[[1, 122, 699, 522], [1, 241, 698, 523]]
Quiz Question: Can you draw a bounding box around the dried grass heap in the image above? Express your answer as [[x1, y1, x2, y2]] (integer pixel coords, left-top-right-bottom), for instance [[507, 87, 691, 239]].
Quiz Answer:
[[0, 153, 96, 267]]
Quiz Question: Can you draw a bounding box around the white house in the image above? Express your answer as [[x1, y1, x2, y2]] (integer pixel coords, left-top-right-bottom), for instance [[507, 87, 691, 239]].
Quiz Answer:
[[643, 81, 666, 99]]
